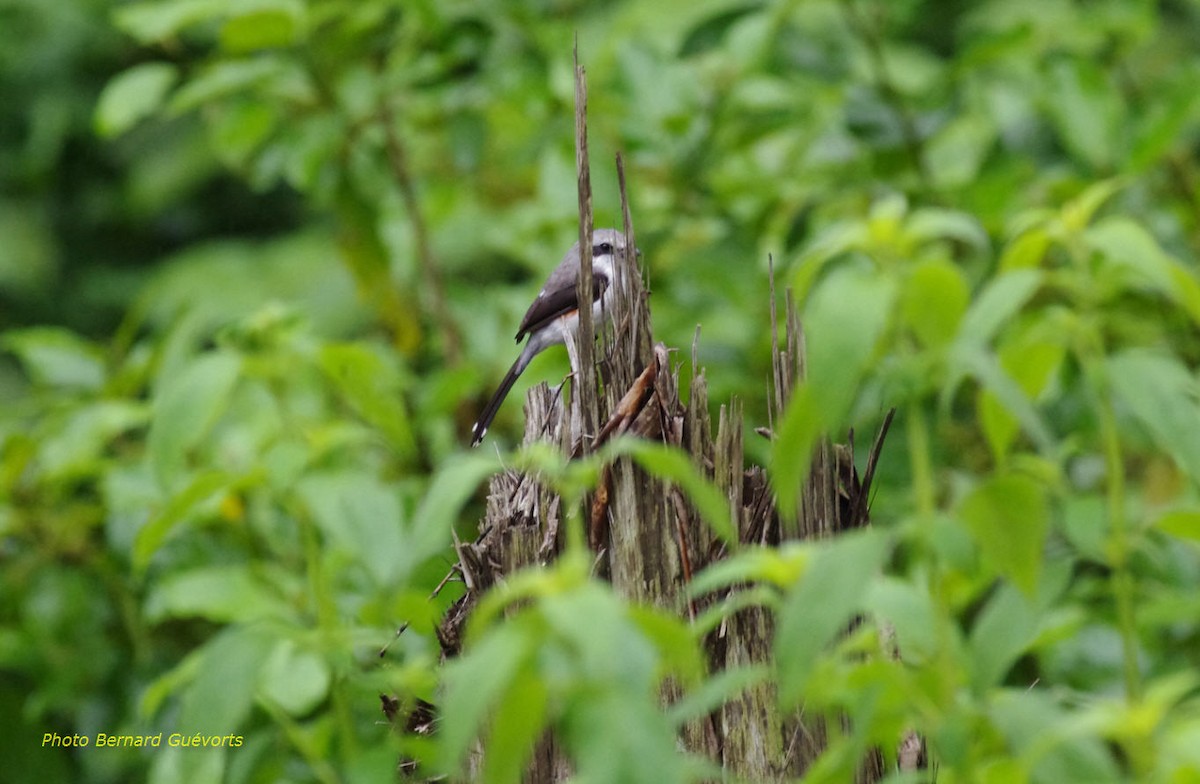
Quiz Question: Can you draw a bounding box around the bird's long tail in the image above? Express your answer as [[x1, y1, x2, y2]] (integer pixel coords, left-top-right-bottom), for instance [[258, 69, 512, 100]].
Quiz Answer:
[[470, 348, 533, 446]]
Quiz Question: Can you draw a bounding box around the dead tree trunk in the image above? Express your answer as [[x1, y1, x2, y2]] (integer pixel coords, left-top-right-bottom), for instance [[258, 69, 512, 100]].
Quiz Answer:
[[404, 236, 899, 782]]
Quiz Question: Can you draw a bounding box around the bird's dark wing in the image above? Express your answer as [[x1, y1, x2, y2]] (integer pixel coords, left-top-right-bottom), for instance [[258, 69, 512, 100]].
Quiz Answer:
[[515, 272, 609, 341]]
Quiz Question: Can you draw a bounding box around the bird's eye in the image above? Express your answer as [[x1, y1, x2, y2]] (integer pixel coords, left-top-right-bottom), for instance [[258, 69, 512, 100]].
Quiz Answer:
[[596, 242, 614, 256]]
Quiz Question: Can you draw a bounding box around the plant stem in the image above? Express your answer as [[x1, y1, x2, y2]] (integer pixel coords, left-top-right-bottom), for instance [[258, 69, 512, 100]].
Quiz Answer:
[[380, 99, 463, 366], [907, 403, 936, 521], [1096, 378, 1142, 702]]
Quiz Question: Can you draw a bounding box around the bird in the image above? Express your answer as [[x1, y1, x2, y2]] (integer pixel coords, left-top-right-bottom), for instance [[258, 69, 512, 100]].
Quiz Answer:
[[471, 228, 630, 446]]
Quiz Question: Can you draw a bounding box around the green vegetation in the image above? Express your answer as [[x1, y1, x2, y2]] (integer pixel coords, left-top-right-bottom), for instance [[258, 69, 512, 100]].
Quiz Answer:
[[3, 0, 1200, 781]]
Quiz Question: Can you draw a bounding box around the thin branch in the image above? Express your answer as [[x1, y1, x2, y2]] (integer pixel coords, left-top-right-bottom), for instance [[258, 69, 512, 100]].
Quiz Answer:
[[380, 99, 464, 365], [615, 152, 647, 370], [573, 37, 599, 452]]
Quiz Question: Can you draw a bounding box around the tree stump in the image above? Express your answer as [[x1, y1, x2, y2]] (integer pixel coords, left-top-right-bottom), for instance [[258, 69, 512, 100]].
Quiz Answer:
[[402, 244, 900, 781]]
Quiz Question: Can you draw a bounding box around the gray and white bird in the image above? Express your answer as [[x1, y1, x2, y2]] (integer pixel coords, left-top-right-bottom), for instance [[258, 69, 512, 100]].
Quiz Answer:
[[471, 228, 630, 446]]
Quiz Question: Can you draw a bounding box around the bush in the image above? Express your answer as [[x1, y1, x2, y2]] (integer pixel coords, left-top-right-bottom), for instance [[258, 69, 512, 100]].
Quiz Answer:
[[2, 0, 1199, 781]]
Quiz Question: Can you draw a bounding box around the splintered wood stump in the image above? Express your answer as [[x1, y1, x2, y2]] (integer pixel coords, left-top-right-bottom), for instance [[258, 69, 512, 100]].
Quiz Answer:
[[402, 246, 906, 781]]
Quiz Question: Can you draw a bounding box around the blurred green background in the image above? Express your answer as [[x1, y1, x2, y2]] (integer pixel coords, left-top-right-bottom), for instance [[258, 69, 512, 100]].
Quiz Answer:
[[3, 0, 1200, 781]]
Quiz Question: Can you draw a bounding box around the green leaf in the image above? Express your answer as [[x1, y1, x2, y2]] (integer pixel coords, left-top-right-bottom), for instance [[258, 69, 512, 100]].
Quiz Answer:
[[1044, 59, 1121, 171], [901, 258, 969, 348], [692, 586, 780, 637], [679, 5, 763, 56], [219, 0, 303, 53], [112, 0, 227, 44], [467, 552, 588, 637], [133, 469, 240, 571], [2, 327, 106, 390], [947, 270, 1055, 453], [144, 565, 294, 623], [866, 193, 908, 251], [959, 349, 1055, 454], [768, 383, 822, 519], [1129, 81, 1200, 171], [980, 329, 1065, 462], [953, 270, 1043, 349], [1060, 178, 1123, 234], [958, 473, 1048, 596], [772, 266, 895, 515], [1004, 333, 1066, 399], [411, 452, 499, 575], [563, 690, 692, 784], [905, 207, 990, 251], [295, 472, 407, 585], [977, 393, 1024, 466], [140, 646, 204, 719], [449, 578, 700, 784], [258, 639, 331, 716], [168, 57, 307, 115], [1084, 216, 1200, 326], [318, 342, 417, 458], [38, 401, 149, 480], [865, 577, 937, 663], [95, 62, 179, 137], [775, 529, 890, 706], [439, 623, 534, 776], [689, 543, 812, 594], [541, 585, 659, 687], [482, 664, 548, 784], [211, 100, 278, 168], [179, 626, 276, 736], [968, 583, 1041, 692], [667, 664, 771, 726], [998, 229, 1050, 271], [924, 115, 996, 190], [147, 351, 241, 488], [629, 605, 705, 686], [793, 220, 869, 299], [103, 465, 163, 556], [1107, 349, 1200, 483], [1060, 494, 1109, 562], [989, 690, 1121, 783], [1154, 507, 1200, 542]]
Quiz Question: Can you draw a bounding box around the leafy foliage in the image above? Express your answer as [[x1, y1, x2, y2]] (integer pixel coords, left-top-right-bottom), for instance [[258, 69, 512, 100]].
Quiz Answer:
[[3, 0, 1200, 782]]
